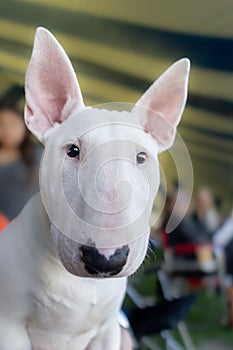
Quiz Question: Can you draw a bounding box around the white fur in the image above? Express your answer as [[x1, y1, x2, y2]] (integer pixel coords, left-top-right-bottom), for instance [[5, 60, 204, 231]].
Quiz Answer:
[[0, 27, 190, 349]]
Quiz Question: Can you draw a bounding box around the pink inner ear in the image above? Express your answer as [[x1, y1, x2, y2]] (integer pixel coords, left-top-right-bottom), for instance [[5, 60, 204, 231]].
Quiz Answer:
[[134, 59, 190, 152], [25, 27, 84, 141], [143, 110, 176, 151], [25, 102, 57, 139]]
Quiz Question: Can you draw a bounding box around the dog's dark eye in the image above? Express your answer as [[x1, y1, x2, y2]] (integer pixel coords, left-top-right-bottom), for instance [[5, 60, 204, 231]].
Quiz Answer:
[[136, 152, 147, 164], [67, 145, 80, 159]]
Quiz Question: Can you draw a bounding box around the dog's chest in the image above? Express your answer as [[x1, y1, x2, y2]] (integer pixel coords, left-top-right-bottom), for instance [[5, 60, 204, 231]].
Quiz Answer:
[[27, 269, 126, 348]]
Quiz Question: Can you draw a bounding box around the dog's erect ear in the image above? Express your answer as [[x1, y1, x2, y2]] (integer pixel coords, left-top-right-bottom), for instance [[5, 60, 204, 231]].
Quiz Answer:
[[25, 27, 84, 142], [133, 59, 190, 152]]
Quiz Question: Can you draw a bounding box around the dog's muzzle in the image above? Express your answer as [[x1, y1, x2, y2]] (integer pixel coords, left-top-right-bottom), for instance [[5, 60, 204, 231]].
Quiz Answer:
[[80, 245, 130, 276]]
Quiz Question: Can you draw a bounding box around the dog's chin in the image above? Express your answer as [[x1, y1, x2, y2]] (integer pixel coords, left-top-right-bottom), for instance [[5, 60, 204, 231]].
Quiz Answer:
[[50, 223, 148, 278], [50, 224, 127, 278]]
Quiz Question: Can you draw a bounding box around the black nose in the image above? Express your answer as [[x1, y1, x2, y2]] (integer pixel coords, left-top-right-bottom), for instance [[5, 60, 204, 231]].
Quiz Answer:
[[80, 245, 129, 276]]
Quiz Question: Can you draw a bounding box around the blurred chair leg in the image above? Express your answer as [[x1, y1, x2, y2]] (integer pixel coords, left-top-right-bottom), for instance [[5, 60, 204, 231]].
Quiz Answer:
[[157, 269, 173, 300], [160, 330, 184, 350], [214, 248, 229, 325], [141, 336, 162, 350], [157, 270, 197, 350], [177, 321, 196, 350]]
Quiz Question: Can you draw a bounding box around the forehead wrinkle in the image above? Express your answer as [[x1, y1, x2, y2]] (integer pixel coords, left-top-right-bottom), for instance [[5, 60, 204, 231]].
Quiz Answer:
[[78, 124, 117, 150], [79, 123, 157, 153]]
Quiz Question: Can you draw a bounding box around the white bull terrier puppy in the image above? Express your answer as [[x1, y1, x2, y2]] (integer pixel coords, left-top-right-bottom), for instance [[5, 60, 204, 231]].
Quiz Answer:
[[0, 28, 190, 350]]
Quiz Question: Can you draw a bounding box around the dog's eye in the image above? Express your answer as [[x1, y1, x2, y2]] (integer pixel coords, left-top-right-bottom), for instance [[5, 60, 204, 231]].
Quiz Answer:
[[136, 152, 147, 164], [67, 144, 80, 159]]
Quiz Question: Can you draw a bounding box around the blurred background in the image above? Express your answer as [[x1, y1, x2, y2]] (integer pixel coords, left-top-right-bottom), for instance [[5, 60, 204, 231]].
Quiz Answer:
[[0, 0, 232, 213], [0, 1, 233, 349]]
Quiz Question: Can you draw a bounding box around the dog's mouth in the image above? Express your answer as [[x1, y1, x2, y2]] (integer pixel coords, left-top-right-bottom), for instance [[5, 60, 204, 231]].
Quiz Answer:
[[80, 244, 129, 277], [50, 224, 129, 278]]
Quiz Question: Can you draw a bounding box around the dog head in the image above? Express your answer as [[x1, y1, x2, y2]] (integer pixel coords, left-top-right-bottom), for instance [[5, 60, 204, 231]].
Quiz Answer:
[[25, 28, 190, 278]]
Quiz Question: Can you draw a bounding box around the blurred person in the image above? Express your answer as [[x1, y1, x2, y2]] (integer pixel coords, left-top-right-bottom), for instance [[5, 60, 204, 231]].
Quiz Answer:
[[212, 206, 233, 326], [192, 186, 221, 235], [213, 206, 233, 277], [0, 105, 41, 222], [161, 188, 216, 274], [163, 188, 212, 246], [214, 206, 233, 250]]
